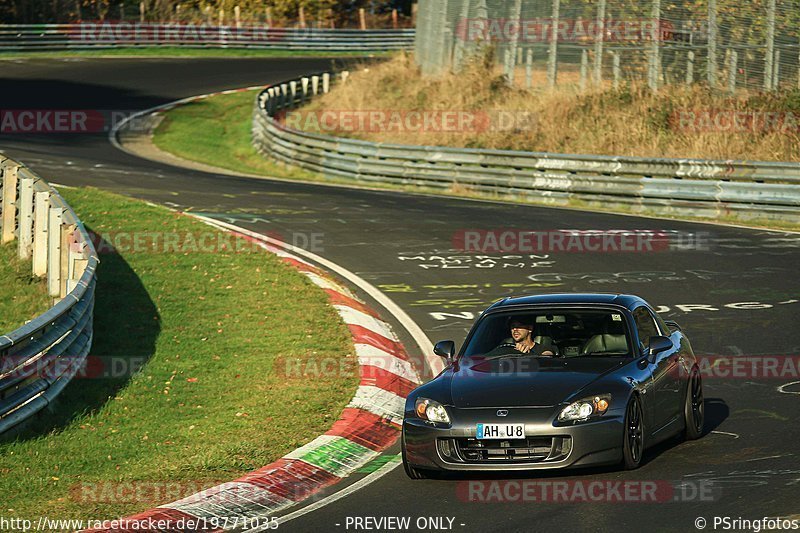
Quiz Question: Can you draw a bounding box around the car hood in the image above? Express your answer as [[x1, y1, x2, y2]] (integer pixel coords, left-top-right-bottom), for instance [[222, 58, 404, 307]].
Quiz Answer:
[[449, 356, 624, 408]]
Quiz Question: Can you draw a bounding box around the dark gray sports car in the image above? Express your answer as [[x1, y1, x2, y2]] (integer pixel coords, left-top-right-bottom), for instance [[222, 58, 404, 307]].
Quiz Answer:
[[402, 293, 704, 478]]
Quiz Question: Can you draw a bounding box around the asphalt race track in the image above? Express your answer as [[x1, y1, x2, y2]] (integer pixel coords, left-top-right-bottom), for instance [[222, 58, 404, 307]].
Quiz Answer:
[[2, 57, 799, 532]]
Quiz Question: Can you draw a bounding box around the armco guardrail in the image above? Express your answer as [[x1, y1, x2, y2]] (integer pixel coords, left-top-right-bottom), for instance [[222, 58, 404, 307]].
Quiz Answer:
[[253, 72, 800, 223], [0, 24, 414, 52], [0, 156, 98, 435]]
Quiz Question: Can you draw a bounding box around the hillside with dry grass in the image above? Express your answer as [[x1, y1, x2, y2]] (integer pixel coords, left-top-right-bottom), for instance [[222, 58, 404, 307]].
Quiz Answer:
[[294, 53, 800, 162]]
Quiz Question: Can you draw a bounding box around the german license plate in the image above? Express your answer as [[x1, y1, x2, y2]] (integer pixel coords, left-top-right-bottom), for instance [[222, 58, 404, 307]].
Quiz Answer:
[[476, 423, 525, 439]]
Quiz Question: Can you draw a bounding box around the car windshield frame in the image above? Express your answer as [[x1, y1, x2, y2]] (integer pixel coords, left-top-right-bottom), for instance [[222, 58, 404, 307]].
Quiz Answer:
[[458, 304, 636, 361]]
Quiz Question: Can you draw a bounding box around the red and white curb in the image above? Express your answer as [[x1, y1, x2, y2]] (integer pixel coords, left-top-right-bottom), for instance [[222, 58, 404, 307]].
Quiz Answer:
[[84, 216, 424, 532]]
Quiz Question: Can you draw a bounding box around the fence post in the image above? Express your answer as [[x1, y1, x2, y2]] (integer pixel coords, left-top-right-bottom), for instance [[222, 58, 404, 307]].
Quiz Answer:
[[727, 49, 738, 94], [33, 191, 49, 277], [359, 8, 367, 30], [593, 0, 606, 86], [47, 207, 63, 298], [613, 51, 621, 89], [392, 9, 399, 29], [289, 81, 298, 106], [453, 0, 471, 72], [580, 49, 588, 92], [139, 1, 145, 23], [648, 0, 661, 91], [686, 50, 695, 85], [299, 6, 306, 29], [764, 0, 776, 91], [505, 0, 523, 85], [300, 77, 309, 104], [18, 177, 33, 260], [1, 164, 19, 244], [547, 0, 560, 89], [322, 72, 330, 93], [312, 75, 320, 95], [526, 48, 534, 89], [266, 7, 273, 27], [119, 3, 125, 21], [234, 5, 241, 29], [707, 0, 717, 87], [772, 50, 781, 89]]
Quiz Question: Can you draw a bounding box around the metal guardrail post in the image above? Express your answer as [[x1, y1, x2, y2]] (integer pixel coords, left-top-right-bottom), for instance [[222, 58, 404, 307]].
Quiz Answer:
[[33, 190, 50, 277], [47, 206, 63, 297], [18, 177, 34, 260], [1, 164, 19, 244]]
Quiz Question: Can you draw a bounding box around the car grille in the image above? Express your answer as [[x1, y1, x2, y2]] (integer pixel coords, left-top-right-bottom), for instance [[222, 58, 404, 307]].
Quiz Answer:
[[439, 436, 571, 464]]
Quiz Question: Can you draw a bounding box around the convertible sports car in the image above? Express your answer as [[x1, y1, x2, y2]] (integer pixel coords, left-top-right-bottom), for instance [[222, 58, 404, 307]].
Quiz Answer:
[[402, 294, 704, 478]]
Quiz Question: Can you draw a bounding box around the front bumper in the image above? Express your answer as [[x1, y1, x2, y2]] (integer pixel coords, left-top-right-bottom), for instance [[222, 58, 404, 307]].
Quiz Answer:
[[403, 409, 624, 472]]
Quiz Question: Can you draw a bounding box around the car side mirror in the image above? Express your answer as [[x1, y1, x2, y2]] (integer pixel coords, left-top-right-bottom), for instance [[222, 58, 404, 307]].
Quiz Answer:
[[433, 340, 456, 362], [646, 335, 673, 363]]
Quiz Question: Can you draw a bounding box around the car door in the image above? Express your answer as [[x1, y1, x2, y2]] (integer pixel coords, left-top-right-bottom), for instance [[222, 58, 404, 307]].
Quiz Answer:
[[633, 305, 682, 434]]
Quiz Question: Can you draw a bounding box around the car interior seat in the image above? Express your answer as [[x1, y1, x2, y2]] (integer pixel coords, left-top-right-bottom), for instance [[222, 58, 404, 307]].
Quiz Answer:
[[580, 315, 628, 355]]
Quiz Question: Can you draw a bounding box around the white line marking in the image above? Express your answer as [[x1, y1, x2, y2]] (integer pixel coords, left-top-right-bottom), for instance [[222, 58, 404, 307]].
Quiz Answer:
[[778, 381, 800, 395], [710, 430, 740, 439]]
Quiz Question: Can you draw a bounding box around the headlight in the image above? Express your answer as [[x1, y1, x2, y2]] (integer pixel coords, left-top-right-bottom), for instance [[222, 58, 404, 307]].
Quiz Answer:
[[415, 398, 451, 424], [558, 394, 611, 422]]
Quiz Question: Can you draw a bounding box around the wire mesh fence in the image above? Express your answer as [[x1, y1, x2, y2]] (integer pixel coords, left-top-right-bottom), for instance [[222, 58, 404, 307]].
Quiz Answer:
[[415, 0, 800, 93]]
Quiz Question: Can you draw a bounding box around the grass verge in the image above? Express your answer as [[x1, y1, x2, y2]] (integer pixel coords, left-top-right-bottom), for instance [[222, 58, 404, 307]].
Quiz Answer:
[[0, 187, 358, 520], [151, 87, 800, 233], [0, 242, 50, 334], [0, 47, 390, 59]]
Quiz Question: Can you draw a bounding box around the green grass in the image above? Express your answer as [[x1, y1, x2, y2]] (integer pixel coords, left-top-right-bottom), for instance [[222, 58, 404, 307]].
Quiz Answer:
[[0, 47, 389, 59], [0, 187, 358, 520], [152, 91, 800, 233], [0, 242, 50, 333]]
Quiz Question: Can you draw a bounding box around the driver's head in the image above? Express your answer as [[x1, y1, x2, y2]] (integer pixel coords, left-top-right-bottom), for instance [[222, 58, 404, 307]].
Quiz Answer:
[[508, 316, 534, 342]]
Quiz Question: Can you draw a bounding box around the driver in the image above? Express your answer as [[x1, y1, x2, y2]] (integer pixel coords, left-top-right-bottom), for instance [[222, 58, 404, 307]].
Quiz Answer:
[[505, 316, 555, 356]]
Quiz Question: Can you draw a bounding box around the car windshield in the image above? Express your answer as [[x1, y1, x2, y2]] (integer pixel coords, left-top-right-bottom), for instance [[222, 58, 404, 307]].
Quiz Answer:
[[462, 309, 632, 359]]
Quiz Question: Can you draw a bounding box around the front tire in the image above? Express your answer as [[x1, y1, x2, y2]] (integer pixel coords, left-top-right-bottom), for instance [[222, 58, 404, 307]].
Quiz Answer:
[[622, 395, 644, 470], [682, 367, 704, 440]]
